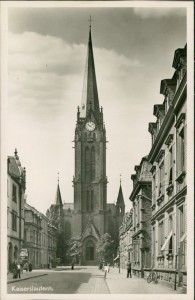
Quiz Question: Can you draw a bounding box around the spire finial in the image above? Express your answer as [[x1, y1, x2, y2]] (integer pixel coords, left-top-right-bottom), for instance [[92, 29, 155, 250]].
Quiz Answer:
[[57, 172, 59, 184], [88, 16, 93, 29], [120, 174, 122, 185]]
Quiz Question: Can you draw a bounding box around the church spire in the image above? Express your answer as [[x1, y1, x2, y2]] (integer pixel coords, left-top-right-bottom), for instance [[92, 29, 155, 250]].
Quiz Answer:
[[80, 18, 100, 118], [116, 176, 125, 208], [55, 173, 62, 206]]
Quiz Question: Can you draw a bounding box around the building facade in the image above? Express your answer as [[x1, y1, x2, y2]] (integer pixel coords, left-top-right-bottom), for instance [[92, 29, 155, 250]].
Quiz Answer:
[[119, 210, 133, 269], [130, 156, 152, 277], [24, 203, 42, 268], [7, 150, 26, 272], [24, 202, 57, 268], [148, 45, 187, 291]]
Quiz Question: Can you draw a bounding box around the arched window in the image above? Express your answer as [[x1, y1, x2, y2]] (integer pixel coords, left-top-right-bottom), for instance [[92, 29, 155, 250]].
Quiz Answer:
[[91, 147, 95, 181], [86, 191, 90, 212], [85, 147, 90, 181], [91, 190, 94, 212]]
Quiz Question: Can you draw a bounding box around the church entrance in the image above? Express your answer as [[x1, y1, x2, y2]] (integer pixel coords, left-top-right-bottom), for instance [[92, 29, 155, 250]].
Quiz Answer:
[[83, 239, 97, 265]]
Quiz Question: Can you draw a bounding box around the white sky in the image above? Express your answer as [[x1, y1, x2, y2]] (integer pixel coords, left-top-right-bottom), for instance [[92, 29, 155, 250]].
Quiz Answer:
[[6, 5, 186, 214]]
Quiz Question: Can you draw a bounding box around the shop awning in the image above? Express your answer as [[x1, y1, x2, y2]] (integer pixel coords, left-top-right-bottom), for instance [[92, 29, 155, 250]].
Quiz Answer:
[[113, 255, 119, 261], [161, 230, 172, 251]]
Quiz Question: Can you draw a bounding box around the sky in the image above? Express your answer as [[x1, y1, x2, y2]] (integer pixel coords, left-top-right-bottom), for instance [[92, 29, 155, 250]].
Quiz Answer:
[[6, 5, 186, 214]]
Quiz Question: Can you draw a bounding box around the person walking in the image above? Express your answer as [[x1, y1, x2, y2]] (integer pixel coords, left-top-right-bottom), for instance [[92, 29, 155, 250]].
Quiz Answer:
[[126, 260, 132, 278], [16, 262, 21, 279], [71, 260, 74, 270]]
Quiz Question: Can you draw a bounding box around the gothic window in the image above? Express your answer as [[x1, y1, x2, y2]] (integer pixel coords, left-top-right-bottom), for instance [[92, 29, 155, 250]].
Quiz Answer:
[[91, 190, 94, 212], [86, 190, 90, 212], [85, 147, 90, 181], [91, 147, 95, 181]]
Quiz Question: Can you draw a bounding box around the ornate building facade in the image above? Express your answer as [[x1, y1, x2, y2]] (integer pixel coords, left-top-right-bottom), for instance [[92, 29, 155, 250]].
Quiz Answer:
[[148, 45, 187, 291], [7, 150, 26, 272], [130, 156, 152, 277]]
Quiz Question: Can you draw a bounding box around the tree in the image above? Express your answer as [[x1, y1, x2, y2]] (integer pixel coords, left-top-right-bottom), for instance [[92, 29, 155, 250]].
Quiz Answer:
[[65, 237, 82, 263], [96, 233, 114, 263]]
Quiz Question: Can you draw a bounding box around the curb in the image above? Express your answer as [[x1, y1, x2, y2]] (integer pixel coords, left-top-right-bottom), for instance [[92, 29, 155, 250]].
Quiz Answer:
[[7, 273, 48, 284]]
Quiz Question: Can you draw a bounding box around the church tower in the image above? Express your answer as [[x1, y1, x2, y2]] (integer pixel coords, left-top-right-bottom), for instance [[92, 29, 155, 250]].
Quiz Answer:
[[72, 21, 107, 265]]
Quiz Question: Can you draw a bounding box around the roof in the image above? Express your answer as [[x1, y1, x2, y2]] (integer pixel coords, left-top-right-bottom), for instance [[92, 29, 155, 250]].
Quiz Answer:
[[63, 203, 74, 210], [7, 150, 26, 188], [55, 183, 62, 206], [116, 184, 125, 207], [80, 27, 100, 118]]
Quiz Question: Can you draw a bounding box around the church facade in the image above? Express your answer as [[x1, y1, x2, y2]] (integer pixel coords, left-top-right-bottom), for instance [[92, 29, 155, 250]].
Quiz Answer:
[[50, 26, 125, 265]]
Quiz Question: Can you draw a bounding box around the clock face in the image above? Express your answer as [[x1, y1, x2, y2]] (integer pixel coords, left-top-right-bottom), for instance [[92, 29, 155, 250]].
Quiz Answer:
[[86, 121, 96, 132]]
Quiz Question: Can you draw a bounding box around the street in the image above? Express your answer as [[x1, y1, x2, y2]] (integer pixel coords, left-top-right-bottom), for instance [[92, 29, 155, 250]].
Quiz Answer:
[[7, 266, 182, 294]]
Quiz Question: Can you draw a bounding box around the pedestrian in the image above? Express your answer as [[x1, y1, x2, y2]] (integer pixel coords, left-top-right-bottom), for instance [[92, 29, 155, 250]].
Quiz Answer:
[[29, 263, 32, 272], [71, 260, 74, 270], [126, 260, 132, 278], [16, 262, 21, 279], [20, 261, 24, 274]]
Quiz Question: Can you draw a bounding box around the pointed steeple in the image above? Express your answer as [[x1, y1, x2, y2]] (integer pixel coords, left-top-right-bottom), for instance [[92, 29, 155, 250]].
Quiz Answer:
[[80, 20, 100, 118], [116, 176, 125, 207], [55, 174, 62, 206]]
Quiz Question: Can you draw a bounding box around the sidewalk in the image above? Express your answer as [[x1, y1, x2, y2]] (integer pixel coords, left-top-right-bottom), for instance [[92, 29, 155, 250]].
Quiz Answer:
[[105, 267, 182, 294], [7, 270, 48, 284]]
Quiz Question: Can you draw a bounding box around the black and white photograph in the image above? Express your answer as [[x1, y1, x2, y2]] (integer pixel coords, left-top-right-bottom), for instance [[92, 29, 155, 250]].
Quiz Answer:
[[0, 1, 194, 299]]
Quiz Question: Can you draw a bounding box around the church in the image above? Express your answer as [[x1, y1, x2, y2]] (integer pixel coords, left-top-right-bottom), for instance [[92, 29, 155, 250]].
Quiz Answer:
[[48, 24, 125, 265]]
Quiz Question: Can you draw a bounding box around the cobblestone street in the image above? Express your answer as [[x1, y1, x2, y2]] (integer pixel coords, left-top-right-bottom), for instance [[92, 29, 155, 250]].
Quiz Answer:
[[7, 266, 182, 294]]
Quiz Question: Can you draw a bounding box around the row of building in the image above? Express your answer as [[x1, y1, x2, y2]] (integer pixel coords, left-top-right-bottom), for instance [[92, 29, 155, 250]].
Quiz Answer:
[[7, 150, 57, 272], [118, 45, 187, 292]]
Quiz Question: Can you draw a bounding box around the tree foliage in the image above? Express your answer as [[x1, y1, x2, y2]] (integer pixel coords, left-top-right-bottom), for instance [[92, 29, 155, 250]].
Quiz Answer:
[[96, 233, 114, 262], [65, 237, 82, 261]]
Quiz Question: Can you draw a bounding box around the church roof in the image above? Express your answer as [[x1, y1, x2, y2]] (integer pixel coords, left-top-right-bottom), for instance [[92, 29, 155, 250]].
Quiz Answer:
[[7, 149, 26, 188], [80, 26, 100, 118], [116, 183, 125, 207], [63, 203, 74, 210], [55, 183, 62, 206]]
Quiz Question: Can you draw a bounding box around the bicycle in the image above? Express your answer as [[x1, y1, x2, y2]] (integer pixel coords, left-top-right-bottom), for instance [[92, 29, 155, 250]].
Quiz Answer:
[[147, 269, 158, 284]]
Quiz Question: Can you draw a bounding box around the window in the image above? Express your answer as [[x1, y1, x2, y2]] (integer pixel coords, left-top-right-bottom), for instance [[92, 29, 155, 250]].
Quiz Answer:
[[85, 147, 90, 181], [158, 221, 164, 253], [12, 184, 17, 202], [91, 147, 95, 181], [168, 215, 173, 254], [91, 190, 94, 212], [180, 129, 185, 172], [12, 211, 17, 231], [159, 162, 165, 195], [178, 205, 185, 238], [86, 190, 90, 212], [152, 227, 156, 260]]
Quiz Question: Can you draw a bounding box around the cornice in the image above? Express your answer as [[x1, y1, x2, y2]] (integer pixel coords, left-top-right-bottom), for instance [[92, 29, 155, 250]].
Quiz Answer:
[[129, 181, 152, 202]]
